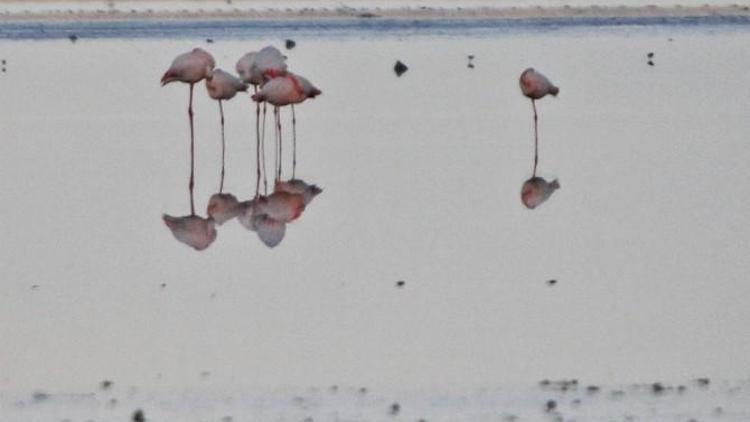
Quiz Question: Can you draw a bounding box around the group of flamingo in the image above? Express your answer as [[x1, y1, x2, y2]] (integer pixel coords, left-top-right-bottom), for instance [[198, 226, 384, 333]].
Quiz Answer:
[[519, 67, 561, 210], [161, 45, 322, 251]]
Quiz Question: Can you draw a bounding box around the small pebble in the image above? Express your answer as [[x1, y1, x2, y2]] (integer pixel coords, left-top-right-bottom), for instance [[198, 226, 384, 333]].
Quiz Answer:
[[100, 380, 113, 390], [285, 39, 296, 49], [396, 280, 405, 288], [206, 38, 214, 44], [547, 279, 557, 286], [68, 34, 78, 43], [545, 399, 556, 412], [648, 60, 654, 66]]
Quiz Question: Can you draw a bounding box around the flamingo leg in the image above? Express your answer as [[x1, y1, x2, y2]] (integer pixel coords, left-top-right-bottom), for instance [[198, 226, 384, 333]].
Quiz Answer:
[[291, 104, 297, 179], [254, 86, 261, 199], [218, 99, 226, 194], [276, 106, 283, 181], [531, 99, 539, 178], [261, 102, 268, 195], [188, 82, 196, 216]]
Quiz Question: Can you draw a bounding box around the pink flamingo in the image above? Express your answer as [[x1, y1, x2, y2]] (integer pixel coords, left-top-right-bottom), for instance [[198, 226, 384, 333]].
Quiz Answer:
[[519, 68, 559, 177], [161, 48, 215, 215], [237, 191, 304, 248], [205, 68, 248, 194], [274, 179, 322, 205], [251, 72, 321, 180], [236, 46, 288, 197]]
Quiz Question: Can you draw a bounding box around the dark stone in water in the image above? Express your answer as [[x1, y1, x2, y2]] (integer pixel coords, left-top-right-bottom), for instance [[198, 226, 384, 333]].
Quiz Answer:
[[695, 377, 710, 387], [206, 38, 214, 44], [396, 281, 405, 288], [651, 382, 665, 394], [132, 409, 145, 422], [68, 34, 78, 43], [647, 52, 654, 58], [389, 402, 400, 415], [586, 385, 600, 394], [359, 387, 368, 394], [285, 39, 296, 49], [358, 13, 379, 18], [545, 400, 557, 412], [547, 279, 557, 286], [648, 60, 655, 66], [100, 380, 113, 390], [32, 392, 49, 402], [394, 61, 408, 77]]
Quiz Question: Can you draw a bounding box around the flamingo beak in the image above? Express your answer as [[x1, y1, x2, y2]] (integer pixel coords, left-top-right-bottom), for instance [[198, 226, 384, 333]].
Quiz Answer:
[[160, 72, 172, 86]]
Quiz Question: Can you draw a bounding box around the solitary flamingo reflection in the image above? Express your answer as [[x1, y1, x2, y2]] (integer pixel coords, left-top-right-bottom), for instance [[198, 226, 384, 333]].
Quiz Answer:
[[519, 68, 559, 177], [252, 72, 321, 180]]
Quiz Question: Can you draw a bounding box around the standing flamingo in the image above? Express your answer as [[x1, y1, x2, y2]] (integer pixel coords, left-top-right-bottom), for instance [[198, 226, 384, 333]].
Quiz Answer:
[[205, 69, 247, 225], [161, 48, 216, 249], [519, 68, 559, 177], [236, 46, 288, 196], [251, 72, 321, 180]]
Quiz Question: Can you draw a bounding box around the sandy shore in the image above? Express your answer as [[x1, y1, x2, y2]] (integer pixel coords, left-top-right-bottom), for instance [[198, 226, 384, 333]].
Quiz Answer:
[[0, 1, 749, 21]]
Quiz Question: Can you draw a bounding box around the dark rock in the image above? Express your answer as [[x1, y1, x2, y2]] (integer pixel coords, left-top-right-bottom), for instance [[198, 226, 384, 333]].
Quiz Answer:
[[396, 281, 405, 288], [132, 409, 145, 422], [647, 52, 654, 58], [32, 392, 49, 402], [389, 402, 400, 415], [100, 380, 113, 390], [285, 39, 296, 49], [394, 61, 408, 77], [206, 38, 214, 44], [545, 399, 557, 412], [547, 279, 557, 286], [648, 60, 654, 66], [651, 382, 665, 394], [68, 34, 78, 43], [586, 385, 600, 394], [695, 377, 710, 387]]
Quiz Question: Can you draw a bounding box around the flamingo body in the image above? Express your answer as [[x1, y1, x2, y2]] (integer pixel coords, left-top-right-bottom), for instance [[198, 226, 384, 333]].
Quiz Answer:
[[519, 68, 559, 100], [251, 73, 321, 106], [161, 48, 215, 85], [236, 46, 288, 86], [206, 69, 248, 100]]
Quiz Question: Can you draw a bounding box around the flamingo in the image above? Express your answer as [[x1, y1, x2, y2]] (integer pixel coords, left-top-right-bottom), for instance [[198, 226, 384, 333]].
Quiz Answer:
[[236, 46, 288, 197], [521, 177, 560, 209], [205, 68, 248, 195], [251, 72, 321, 180], [161, 48, 215, 216], [519, 68, 559, 177]]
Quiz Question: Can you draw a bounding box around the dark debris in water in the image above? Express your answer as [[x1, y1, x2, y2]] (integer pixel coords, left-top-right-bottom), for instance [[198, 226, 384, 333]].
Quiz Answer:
[[68, 34, 78, 43], [393, 60, 408, 77], [100, 380, 113, 390], [389, 402, 400, 415], [396, 280, 405, 288], [285, 39, 296, 49], [132, 409, 145, 422]]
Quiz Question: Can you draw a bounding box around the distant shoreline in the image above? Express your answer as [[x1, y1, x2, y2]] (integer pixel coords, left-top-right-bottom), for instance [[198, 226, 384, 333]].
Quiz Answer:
[[1, 4, 749, 22]]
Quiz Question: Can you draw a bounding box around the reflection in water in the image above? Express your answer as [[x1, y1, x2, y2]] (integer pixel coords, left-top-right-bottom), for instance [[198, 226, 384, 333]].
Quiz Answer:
[[519, 67, 560, 208], [163, 45, 322, 250], [521, 177, 560, 210], [162, 214, 217, 251]]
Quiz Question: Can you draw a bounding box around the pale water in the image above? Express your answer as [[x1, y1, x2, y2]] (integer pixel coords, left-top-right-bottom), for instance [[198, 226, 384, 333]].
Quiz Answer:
[[0, 14, 749, 421]]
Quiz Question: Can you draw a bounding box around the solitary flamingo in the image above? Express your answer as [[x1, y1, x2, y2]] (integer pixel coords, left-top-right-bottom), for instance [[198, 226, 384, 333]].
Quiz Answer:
[[519, 68, 558, 177], [252, 72, 321, 180], [521, 177, 560, 209], [161, 48, 215, 216], [237, 47, 288, 196]]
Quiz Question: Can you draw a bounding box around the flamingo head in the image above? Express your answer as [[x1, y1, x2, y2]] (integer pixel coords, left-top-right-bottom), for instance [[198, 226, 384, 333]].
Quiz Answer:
[[160, 70, 177, 86]]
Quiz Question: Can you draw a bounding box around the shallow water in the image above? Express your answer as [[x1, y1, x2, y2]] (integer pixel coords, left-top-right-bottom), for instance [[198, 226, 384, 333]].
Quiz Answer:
[[0, 16, 749, 419]]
